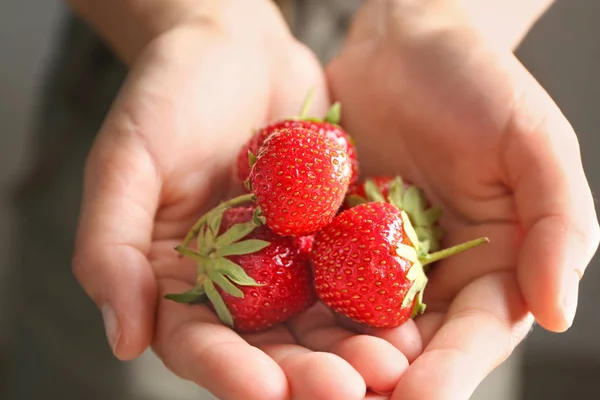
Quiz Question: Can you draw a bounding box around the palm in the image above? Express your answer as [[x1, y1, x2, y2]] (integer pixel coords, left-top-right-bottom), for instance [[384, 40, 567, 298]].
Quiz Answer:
[[75, 3, 597, 399], [150, 22, 527, 400], [324, 9, 542, 399], [107, 14, 410, 400]]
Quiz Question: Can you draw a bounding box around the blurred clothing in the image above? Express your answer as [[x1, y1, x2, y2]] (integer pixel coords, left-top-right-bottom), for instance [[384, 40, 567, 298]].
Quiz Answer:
[[1, 1, 361, 399]]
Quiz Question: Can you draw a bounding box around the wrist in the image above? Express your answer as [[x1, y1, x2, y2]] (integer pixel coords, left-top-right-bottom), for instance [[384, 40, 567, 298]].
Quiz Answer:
[[66, 0, 276, 65], [387, 0, 554, 50], [453, 0, 554, 49], [65, 0, 219, 64]]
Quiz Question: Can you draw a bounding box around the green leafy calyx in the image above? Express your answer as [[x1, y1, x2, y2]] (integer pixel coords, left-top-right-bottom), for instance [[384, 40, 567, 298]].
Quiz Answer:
[[248, 150, 258, 170], [397, 211, 490, 320], [357, 176, 445, 253], [167, 193, 269, 328], [397, 210, 429, 318], [164, 287, 208, 304], [293, 89, 343, 126], [323, 102, 342, 125], [299, 88, 315, 119]]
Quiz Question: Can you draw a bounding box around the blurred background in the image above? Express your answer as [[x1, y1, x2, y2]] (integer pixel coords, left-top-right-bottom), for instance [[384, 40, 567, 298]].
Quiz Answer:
[[0, 0, 598, 399]]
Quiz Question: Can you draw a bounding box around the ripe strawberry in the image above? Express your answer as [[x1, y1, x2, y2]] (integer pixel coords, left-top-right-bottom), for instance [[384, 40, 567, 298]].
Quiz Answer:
[[345, 176, 400, 204], [182, 125, 351, 243], [236, 119, 358, 189], [248, 126, 352, 236], [311, 202, 488, 328], [345, 176, 444, 252], [236, 99, 359, 190], [294, 235, 315, 256], [166, 205, 316, 333]]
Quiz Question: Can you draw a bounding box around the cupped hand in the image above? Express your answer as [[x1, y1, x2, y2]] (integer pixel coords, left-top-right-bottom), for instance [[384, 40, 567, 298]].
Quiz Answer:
[[71, 2, 414, 399], [326, 1, 600, 398]]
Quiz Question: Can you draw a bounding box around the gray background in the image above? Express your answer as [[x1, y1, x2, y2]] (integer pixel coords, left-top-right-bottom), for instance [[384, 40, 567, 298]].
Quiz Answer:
[[0, 0, 598, 398], [516, 2, 600, 397]]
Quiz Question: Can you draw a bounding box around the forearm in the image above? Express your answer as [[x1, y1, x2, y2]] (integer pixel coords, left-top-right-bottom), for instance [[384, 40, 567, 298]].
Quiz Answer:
[[65, 0, 223, 64], [456, 0, 555, 49], [392, 0, 554, 50]]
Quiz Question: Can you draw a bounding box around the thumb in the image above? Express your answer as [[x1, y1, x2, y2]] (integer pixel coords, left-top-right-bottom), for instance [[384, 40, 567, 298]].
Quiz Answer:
[[72, 117, 161, 360], [269, 42, 331, 120], [506, 56, 600, 333]]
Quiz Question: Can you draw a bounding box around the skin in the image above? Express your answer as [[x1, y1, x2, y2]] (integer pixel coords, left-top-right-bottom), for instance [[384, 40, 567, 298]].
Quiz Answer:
[[69, 0, 599, 399], [327, 0, 600, 398], [72, 1, 405, 399]]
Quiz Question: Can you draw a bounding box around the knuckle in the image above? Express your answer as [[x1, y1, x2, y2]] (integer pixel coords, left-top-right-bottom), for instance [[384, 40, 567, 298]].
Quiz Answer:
[[591, 219, 600, 252], [71, 249, 87, 282], [573, 215, 600, 277]]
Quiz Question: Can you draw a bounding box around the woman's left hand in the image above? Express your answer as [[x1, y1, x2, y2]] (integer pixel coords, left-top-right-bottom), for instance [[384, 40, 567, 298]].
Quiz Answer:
[[325, 1, 599, 398]]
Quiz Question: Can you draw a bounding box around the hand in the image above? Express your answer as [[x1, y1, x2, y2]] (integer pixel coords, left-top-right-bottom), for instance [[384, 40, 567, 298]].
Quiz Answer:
[[326, 1, 600, 398], [72, 2, 412, 399]]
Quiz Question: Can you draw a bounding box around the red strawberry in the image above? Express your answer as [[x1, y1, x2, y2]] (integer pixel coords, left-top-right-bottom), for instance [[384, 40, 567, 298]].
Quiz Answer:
[[236, 117, 359, 189], [311, 202, 488, 328], [166, 205, 316, 333], [178, 126, 351, 257], [345, 176, 445, 252], [294, 235, 315, 256], [345, 176, 400, 203], [248, 126, 352, 236]]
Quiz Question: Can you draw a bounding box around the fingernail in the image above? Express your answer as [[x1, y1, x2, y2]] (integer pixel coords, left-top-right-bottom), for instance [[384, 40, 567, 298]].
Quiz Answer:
[[101, 303, 121, 354], [561, 271, 580, 329]]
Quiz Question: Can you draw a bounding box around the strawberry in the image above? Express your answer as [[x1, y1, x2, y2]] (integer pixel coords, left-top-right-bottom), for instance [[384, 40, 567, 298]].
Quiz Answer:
[[345, 176, 445, 252], [166, 204, 316, 333], [294, 234, 315, 256], [311, 202, 488, 328], [237, 119, 358, 190], [179, 127, 351, 271], [344, 176, 400, 204], [247, 126, 352, 236], [182, 124, 351, 243], [236, 100, 359, 190]]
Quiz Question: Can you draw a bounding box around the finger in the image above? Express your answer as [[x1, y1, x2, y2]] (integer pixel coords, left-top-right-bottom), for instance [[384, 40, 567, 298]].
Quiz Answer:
[[338, 314, 424, 363], [270, 42, 330, 120], [330, 336, 407, 395], [413, 311, 445, 349], [424, 222, 519, 304], [289, 304, 408, 394], [152, 242, 366, 400], [262, 344, 367, 400], [244, 321, 367, 400], [72, 120, 161, 360], [392, 271, 533, 400], [504, 65, 600, 331], [154, 280, 289, 400]]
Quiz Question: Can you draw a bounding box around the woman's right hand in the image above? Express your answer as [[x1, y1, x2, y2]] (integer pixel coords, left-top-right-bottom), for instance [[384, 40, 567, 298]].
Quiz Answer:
[[72, 1, 410, 398]]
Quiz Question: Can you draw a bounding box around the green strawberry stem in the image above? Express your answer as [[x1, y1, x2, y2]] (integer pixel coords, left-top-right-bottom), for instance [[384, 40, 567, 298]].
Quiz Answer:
[[419, 237, 490, 266], [299, 88, 315, 119], [182, 193, 256, 248], [406, 235, 489, 319], [296, 88, 342, 125]]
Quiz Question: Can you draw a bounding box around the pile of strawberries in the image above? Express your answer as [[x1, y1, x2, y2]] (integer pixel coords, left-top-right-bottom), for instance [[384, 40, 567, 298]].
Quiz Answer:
[[166, 97, 488, 332]]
